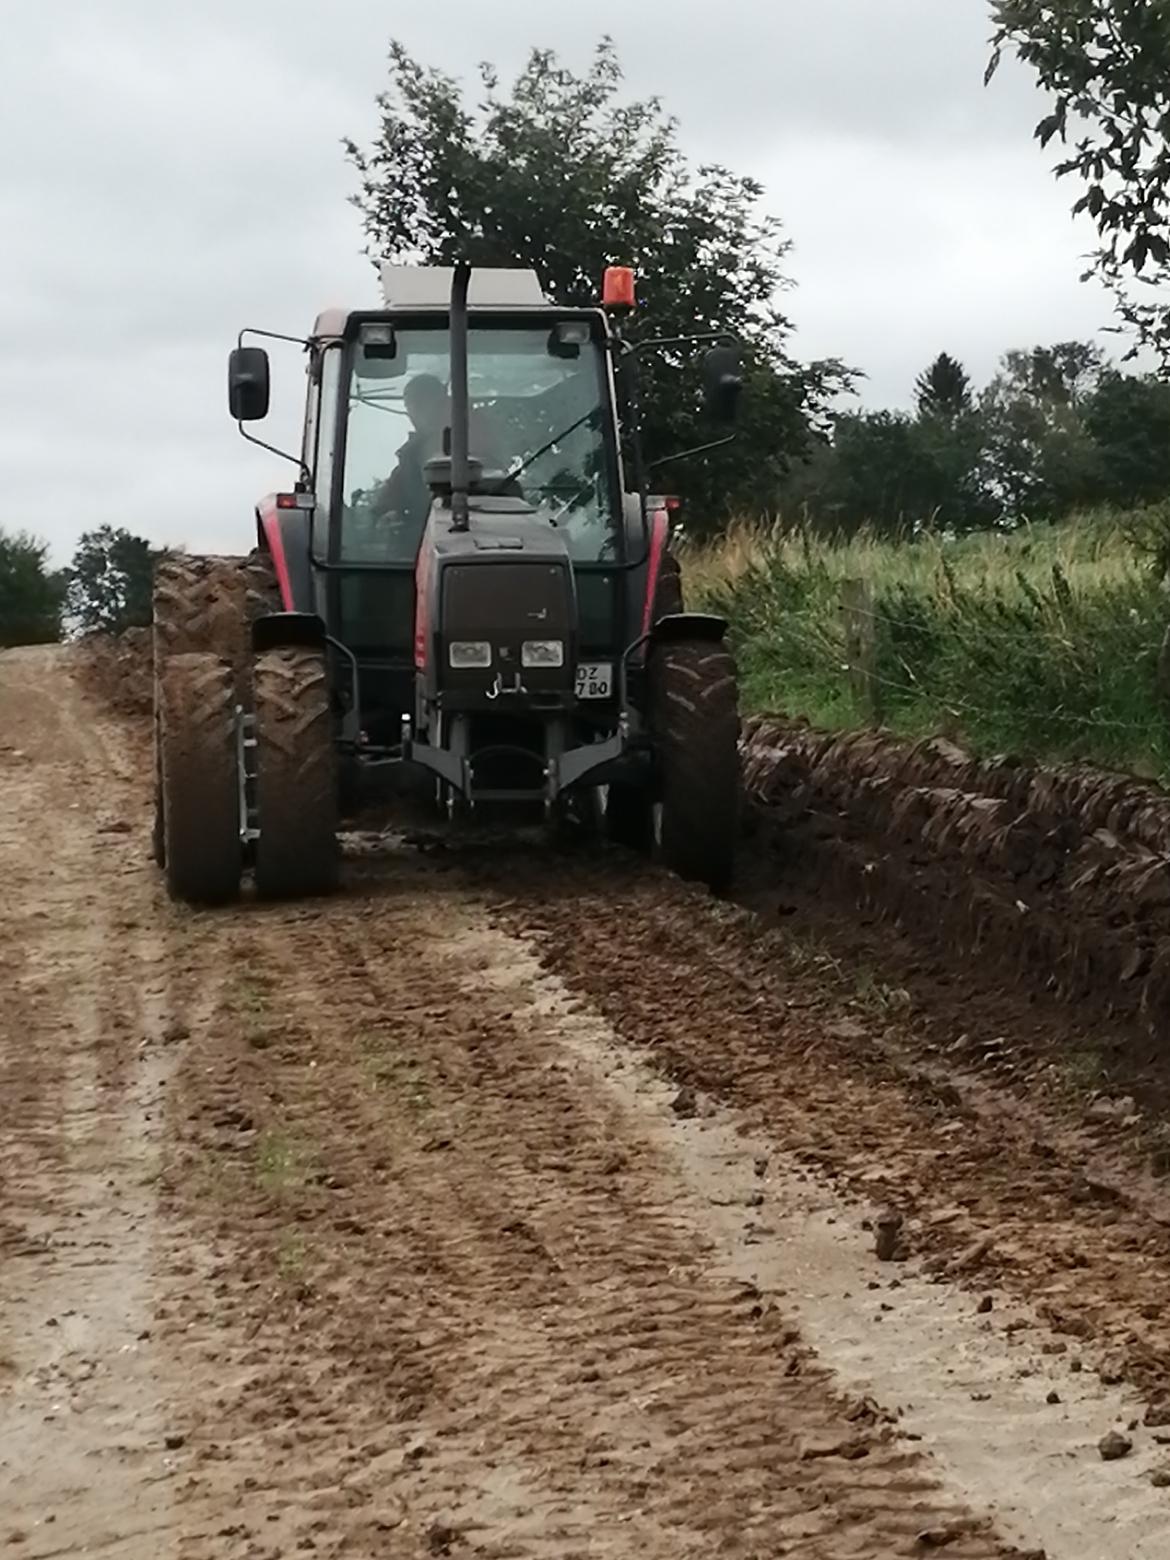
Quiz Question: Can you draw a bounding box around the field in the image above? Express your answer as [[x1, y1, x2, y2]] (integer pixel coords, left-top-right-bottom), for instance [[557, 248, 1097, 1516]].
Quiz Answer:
[[685, 510, 1170, 778], [6, 634, 1170, 1558]]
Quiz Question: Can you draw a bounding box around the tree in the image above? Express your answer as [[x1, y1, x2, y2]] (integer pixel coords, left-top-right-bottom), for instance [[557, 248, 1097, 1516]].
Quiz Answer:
[[819, 411, 942, 537], [779, 408, 995, 538], [66, 526, 167, 636], [779, 352, 992, 537], [346, 39, 852, 529], [990, 3, 1170, 361], [915, 352, 973, 423], [978, 343, 1105, 521], [0, 530, 64, 647], [1085, 370, 1170, 508]]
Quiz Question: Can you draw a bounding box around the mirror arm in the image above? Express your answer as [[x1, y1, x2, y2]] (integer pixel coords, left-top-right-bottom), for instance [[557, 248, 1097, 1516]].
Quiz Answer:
[[237, 424, 310, 486], [625, 330, 741, 358], [232, 328, 310, 483], [646, 433, 737, 474], [237, 326, 310, 351]]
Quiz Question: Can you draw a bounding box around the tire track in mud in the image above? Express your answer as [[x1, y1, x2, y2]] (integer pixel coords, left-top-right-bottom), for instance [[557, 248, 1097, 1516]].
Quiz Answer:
[[0, 648, 247, 1558], [480, 854, 1170, 1414], [163, 847, 1024, 1559]]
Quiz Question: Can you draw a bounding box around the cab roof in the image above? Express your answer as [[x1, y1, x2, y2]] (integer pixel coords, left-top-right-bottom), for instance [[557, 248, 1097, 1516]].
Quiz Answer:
[[311, 266, 551, 341]]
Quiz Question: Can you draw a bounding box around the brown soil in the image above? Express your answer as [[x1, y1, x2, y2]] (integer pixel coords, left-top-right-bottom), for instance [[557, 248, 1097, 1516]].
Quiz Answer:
[[73, 627, 154, 719], [6, 644, 1170, 1556], [741, 716, 1170, 1116]]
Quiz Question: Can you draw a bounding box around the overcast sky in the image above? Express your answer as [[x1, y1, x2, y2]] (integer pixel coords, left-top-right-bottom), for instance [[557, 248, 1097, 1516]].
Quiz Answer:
[[1, 0, 1115, 562]]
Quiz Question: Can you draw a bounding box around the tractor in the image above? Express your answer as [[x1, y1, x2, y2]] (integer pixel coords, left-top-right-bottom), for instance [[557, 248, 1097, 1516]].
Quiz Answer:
[[151, 262, 743, 903]]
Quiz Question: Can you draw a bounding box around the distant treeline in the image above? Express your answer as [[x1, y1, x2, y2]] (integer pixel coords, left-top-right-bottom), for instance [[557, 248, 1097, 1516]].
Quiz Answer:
[[0, 526, 166, 648], [777, 343, 1170, 539]]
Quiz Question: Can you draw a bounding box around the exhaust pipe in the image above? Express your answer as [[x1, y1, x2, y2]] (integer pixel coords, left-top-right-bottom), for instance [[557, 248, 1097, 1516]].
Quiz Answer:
[[449, 262, 471, 533]]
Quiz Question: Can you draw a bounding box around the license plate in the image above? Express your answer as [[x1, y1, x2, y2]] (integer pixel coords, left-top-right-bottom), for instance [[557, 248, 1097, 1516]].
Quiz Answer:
[[575, 661, 613, 700]]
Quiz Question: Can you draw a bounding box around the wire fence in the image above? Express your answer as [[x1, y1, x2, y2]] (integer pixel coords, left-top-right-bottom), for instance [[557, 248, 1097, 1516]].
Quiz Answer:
[[833, 658, 1157, 736], [732, 588, 1167, 742]]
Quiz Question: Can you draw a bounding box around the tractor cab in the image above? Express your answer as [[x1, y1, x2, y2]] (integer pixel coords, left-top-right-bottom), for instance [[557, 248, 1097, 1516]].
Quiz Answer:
[[329, 270, 630, 747], [237, 267, 649, 760]]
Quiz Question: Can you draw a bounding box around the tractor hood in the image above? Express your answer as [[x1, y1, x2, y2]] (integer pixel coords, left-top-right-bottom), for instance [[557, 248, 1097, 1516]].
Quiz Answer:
[[429, 496, 575, 564], [415, 497, 579, 707]]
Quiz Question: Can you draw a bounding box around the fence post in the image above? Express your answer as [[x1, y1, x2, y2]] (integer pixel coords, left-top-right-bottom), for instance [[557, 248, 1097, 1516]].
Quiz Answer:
[[841, 577, 881, 727]]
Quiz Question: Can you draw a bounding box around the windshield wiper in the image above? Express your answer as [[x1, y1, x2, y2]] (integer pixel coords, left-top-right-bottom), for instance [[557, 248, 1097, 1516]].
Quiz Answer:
[[505, 408, 601, 486]]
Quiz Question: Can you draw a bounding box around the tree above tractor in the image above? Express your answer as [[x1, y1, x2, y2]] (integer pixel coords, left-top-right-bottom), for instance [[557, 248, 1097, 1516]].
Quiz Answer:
[[345, 38, 852, 534]]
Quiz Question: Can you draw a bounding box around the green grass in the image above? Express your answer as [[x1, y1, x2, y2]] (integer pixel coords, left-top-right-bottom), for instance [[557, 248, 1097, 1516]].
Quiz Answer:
[[255, 1128, 314, 1197], [685, 510, 1170, 778], [276, 1230, 311, 1278], [357, 1032, 433, 1113]]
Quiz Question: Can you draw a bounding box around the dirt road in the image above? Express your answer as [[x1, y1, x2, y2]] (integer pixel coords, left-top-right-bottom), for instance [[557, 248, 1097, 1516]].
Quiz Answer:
[[4, 646, 1170, 1558]]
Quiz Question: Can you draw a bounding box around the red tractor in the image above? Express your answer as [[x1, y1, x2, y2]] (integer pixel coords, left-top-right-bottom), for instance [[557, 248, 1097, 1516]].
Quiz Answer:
[[152, 263, 742, 902]]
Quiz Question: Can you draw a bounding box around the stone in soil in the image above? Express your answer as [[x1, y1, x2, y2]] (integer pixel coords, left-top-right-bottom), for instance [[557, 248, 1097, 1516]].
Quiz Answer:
[[874, 1208, 903, 1262], [1098, 1430, 1133, 1461], [670, 1086, 698, 1119]]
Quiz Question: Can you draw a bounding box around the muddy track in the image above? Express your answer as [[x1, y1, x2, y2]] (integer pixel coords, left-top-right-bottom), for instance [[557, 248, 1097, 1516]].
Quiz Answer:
[[4, 646, 1170, 1557]]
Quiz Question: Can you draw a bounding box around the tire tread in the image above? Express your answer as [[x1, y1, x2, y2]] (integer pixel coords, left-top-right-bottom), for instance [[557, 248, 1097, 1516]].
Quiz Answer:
[[650, 639, 739, 889], [254, 648, 337, 898]]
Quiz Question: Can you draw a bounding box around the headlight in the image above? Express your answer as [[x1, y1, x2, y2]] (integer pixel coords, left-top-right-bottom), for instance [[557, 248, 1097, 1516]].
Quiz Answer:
[[448, 641, 492, 669], [521, 639, 565, 668]]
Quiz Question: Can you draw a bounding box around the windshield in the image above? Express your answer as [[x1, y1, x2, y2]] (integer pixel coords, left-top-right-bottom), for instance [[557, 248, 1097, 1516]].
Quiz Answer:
[[340, 323, 619, 564]]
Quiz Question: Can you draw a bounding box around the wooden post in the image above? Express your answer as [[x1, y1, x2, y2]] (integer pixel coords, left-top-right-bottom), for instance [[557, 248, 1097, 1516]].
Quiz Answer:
[[841, 577, 881, 726]]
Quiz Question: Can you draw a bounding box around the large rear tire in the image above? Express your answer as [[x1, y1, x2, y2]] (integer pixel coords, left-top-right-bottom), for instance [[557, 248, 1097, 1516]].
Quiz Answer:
[[158, 654, 242, 905], [153, 556, 250, 673], [243, 548, 281, 623], [253, 648, 338, 899], [151, 550, 283, 869], [649, 639, 740, 890]]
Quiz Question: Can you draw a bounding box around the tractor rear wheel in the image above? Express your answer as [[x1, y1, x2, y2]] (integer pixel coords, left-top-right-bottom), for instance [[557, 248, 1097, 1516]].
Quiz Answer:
[[649, 639, 740, 890], [253, 648, 338, 899], [158, 653, 242, 904], [243, 547, 281, 623], [153, 556, 250, 673]]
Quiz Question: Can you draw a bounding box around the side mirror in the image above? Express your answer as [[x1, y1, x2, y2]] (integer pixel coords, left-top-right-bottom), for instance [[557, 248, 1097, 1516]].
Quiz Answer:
[[702, 345, 744, 424], [229, 346, 271, 422]]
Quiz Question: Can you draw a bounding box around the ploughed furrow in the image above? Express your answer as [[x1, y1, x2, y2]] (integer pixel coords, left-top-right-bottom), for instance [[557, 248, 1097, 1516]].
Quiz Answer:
[[739, 716, 1170, 1105], [161, 847, 1014, 1559]]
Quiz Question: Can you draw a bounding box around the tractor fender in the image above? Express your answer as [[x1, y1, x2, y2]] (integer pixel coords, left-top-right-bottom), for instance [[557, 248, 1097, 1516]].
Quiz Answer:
[[252, 611, 327, 655], [255, 498, 313, 611], [648, 611, 727, 647]]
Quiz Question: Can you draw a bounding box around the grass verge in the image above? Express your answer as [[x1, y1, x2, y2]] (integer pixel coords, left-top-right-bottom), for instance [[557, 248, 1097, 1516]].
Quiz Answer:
[[684, 511, 1170, 777]]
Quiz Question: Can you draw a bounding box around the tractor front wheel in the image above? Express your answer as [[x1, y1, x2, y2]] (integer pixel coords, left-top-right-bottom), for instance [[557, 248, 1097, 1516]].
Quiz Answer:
[[253, 648, 338, 899], [649, 639, 740, 890], [158, 653, 242, 904]]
